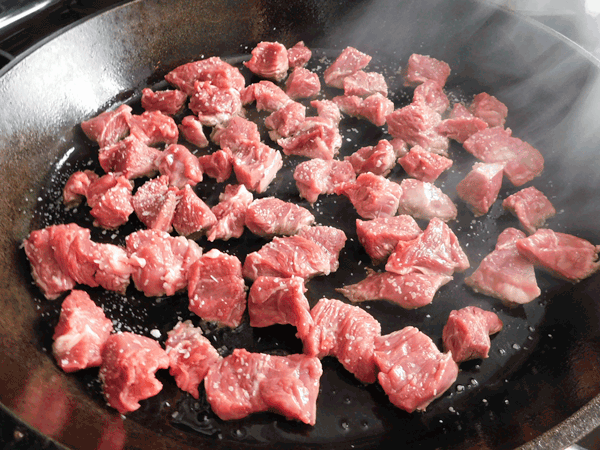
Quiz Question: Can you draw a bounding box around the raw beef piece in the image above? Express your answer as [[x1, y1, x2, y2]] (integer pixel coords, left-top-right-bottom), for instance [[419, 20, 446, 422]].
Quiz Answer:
[[324, 46, 372, 89], [245, 197, 315, 237], [52, 290, 113, 373], [187, 249, 247, 328], [390, 137, 409, 157], [356, 215, 422, 264], [346, 139, 398, 176], [63, 170, 99, 207], [469, 92, 508, 128], [127, 110, 179, 146], [244, 41, 289, 81], [205, 349, 322, 425], [413, 80, 449, 114], [86, 173, 134, 229], [287, 41, 312, 68], [278, 117, 342, 160], [502, 186, 556, 234], [398, 145, 453, 183], [179, 115, 209, 148], [343, 70, 388, 97], [463, 127, 544, 186], [465, 228, 540, 306], [374, 327, 458, 412], [81, 104, 132, 148], [211, 116, 261, 152], [189, 81, 243, 127], [141, 88, 187, 116], [156, 144, 203, 188], [285, 67, 321, 100], [386, 103, 449, 155], [164, 56, 246, 95], [232, 140, 283, 193], [165, 321, 221, 399], [449, 103, 472, 119], [443, 306, 503, 363], [99, 332, 169, 414], [436, 103, 488, 144], [243, 235, 331, 280], [92, 243, 132, 294], [404, 54, 451, 88], [126, 229, 202, 297], [359, 93, 395, 127], [516, 228, 600, 282], [293, 158, 356, 204], [386, 218, 469, 276], [132, 176, 178, 232], [335, 172, 402, 220], [241, 81, 292, 112], [207, 184, 253, 241], [338, 269, 452, 309], [264, 101, 306, 141], [172, 185, 217, 237], [333, 94, 363, 117], [247, 276, 312, 341], [98, 135, 161, 179], [298, 225, 347, 272], [396, 178, 457, 222], [303, 298, 381, 384], [198, 148, 233, 183], [311, 99, 342, 125], [456, 162, 505, 217]]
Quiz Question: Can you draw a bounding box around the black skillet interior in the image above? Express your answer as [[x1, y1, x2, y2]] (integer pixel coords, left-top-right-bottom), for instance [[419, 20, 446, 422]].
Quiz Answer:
[[1, 0, 600, 449]]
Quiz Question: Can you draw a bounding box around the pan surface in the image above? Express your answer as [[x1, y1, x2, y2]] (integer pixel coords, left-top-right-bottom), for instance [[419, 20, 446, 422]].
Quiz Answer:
[[1, 0, 600, 449]]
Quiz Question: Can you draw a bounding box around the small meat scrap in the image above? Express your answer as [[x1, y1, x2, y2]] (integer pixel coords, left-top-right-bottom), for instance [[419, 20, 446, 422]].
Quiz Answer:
[[303, 298, 381, 384], [287, 41, 312, 68], [52, 290, 113, 373], [324, 46, 372, 89], [211, 116, 261, 152], [502, 186, 556, 234], [311, 99, 342, 125], [343, 70, 388, 97], [127, 110, 178, 146], [298, 225, 347, 273], [63, 170, 99, 207], [264, 101, 306, 141], [285, 67, 321, 100], [356, 215, 422, 265], [98, 135, 161, 179], [86, 173, 134, 229], [346, 139, 398, 176], [141, 88, 187, 116], [205, 349, 322, 425], [336, 172, 402, 220], [179, 115, 209, 148], [172, 185, 217, 237], [81, 104, 132, 148], [244, 41, 289, 82], [465, 228, 540, 306], [243, 235, 331, 281], [232, 140, 283, 193], [293, 158, 356, 204], [374, 327, 458, 413], [241, 80, 292, 112], [132, 176, 178, 232], [99, 332, 169, 414], [436, 103, 488, 144], [386, 218, 469, 276], [245, 197, 315, 237], [164, 56, 246, 95], [338, 269, 452, 309], [189, 81, 243, 127], [404, 53, 451, 88], [278, 117, 342, 160], [156, 144, 203, 188], [397, 178, 457, 222], [516, 228, 600, 283], [469, 92, 508, 128], [456, 162, 505, 217], [188, 249, 247, 328], [398, 145, 453, 183], [126, 229, 202, 297], [198, 148, 233, 183], [413, 80, 449, 114], [165, 321, 221, 399], [207, 184, 253, 241], [443, 306, 503, 363]]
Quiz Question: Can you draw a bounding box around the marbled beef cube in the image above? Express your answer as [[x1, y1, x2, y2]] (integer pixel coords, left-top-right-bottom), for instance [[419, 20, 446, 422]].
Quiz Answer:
[[343, 70, 388, 97], [335, 172, 402, 220], [127, 110, 179, 146], [469, 92, 508, 128], [397, 178, 457, 222], [287, 41, 312, 69], [156, 144, 203, 189], [404, 54, 451, 88], [245, 197, 315, 237], [398, 145, 453, 183], [173, 185, 217, 237], [63, 170, 99, 208], [311, 99, 342, 125], [241, 80, 292, 112], [198, 148, 233, 183], [278, 117, 341, 160], [502, 186, 556, 234], [412, 80, 449, 114], [179, 115, 209, 148], [244, 41, 289, 82], [232, 140, 283, 193], [264, 101, 306, 141], [81, 104, 132, 148], [356, 215, 422, 265], [207, 184, 253, 242], [285, 67, 320, 100], [132, 176, 178, 232], [324, 46, 372, 89], [211, 116, 261, 152], [189, 81, 243, 127], [359, 93, 394, 127], [346, 139, 398, 176], [98, 135, 161, 180], [86, 173, 134, 229], [456, 162, 505, 217], [141, 88, 187, 116], [293, 158, 356, 204], [165, 56, 246, 95], [298, 225, 347, 273]]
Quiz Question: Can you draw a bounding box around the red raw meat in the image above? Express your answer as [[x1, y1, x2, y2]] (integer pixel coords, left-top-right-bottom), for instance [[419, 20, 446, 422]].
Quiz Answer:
[[374, 327, 458, 413], [277, 117, 342, 160], [412, 80, 449, 114], [390, 137, 409, 157], [287, 41, 312, 68], [347, 140, 398, 176], [359, 93, 395, 126], [172, 185, 217, 237], [311, 99, 342, 125], [436, 103, 488, 144], [324, 46, 372, 89], [336, 172, 402, 220], [86, 173, 134, 229], [127, 110, 178, 146], [293, 158, 356, 204], [241, 81, 292, 112], [516, 228, 600, 282], [264, 101, 306, 140], [156, 144, 203, 188], [469, 92, 508, 128], [449, 103, 472, 119], [456, 162, 505, 216], [333, 94, 363, 118], [48, 225, 98, 288], [132, 176, 178, 232], [165, 321, 221, 399], [232, 139, 283, 193], [404, 54, 451, 88], [179, 115, 209, 148], [52, 290, 113, 372], [397, 178, 457, 222], [244, 41, 289, 81], [205, 349, 322, 425], [81, 104, 132, 148], [245, 197, 315, 237], [211, 116, 261, 152], [164, 56, 246, 95], [398, 145, 453, 183], [92, 243, 132, 294], [285, 67, 321, 99], [298, 225, 347, 273], [207, 184, 253, 241], [188, 249, 247, 328], [141, 88, 187, 116], [343, 70, 388, 97], [189, 81, 243, 127], [98, 135, 161, 179], [502, 186, 556, 234], [443, 306, 503, 362], [356, 215, 422, 264], [63, 170, 99, 207], [99, 332, 169, 414], [198, 148, 233, 183], [465, 228, 540, 306]]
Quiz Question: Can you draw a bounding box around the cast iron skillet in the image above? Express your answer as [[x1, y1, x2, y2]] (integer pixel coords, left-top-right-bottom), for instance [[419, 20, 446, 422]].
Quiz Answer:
[[1, 0, 600, 448]]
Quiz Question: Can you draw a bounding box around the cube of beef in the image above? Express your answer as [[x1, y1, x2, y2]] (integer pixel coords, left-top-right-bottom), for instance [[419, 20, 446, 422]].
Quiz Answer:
[[164, 56, 246, 95], [86, 173, 134, 229], [404, 54, 451, 88], [245, 197, 315, 237], [207, 184, 253, 241], [343, 70, 388, 97], [298, 225, 347, 273], [211, 116, 261, 152], [232, 140, 283, 193], [81, 104, 132, 148], [179, 115, 209, 148], [398, 145, 453, 183], [456, 162, 504, 217], [356, 215, 422, 264], [412, 80, 449, 114], [198, 148, 233, 183], [264, 101, 306, 141], [390, 137, 409, 157], [386, 103, 449, 155], [241, 81, 292, 112], [141, 88, 187, 116], [346, 140, 397, 176], [278, 117, 342, 160], [52, 290, 113, 372], [359, 93, 395, 127], [285, 67, 320, 100], [92, 243, 133, 294], [443, 306, 503, 363], [244, 41, 289, 82], [63, 170, 99, 208], [173, 185, 217, 237], [333, 94, 363, 118], [324, 46, 372, 89], [127, 110, 178, 146], [311, 99, 342, 125], [293, 158, 356, 204], [336, 172, 402, 220], [436, 103, 488, 144], [502, 186, 556, 234], [397, 178, 457, 222], [189, 81, 243, 127], [98, 136, 161, 179], [156, 144, 203, 188], [469, 92, 508, 128], [132, 176, 178, 232], [287, 41, 312, 68]]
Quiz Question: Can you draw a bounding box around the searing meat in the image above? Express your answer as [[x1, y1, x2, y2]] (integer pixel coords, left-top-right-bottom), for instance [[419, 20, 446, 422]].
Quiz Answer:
[[197, 148, 233, 183], [277, 117, 342, 160], [241, 80, 292, 112], [245, 197, 315, 237], [179, 115, 209, 148], [82, 173, 134, 229], [231, 140, 283, 193], [333, 94, 363, 118], [436, 103, 488, 143], [502, 186, 556, 234], [98, 135, 161, 179], [127, 110, 178, 146], [336, 172, 402, 220], [398, 145, 453, 183], [412, 80, 449, 114], [189, 81, 243, 127], [244, 41, 289, 81], [335, 93, 394, 127], [356, 215, 422, 264], [456, 162, 504, 216], [397, 178, 457, 222], [324, 46, 372, 89], [311, 99, 342, 125], [285, 67, 321, 99], [211, 116, 261, 152], [293, 158, 356, 204], [156, 144, 203, 188], [172, 185, 217, 237], [343, 70, 388, 97], [63, 170, 99, 207], [404, 54, 451, 87], [469, 92, 508, 128], [141, 88, 187, 116], [132, 176, 178, 232], [287, 41, 312, 68], [264, 101, 306, 140], [298, 225, 347, 273], [346, 139, 397, 176], [164, 56, 246, 95], [81, 104, 132, 148], [206, 184, 253, 242]]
